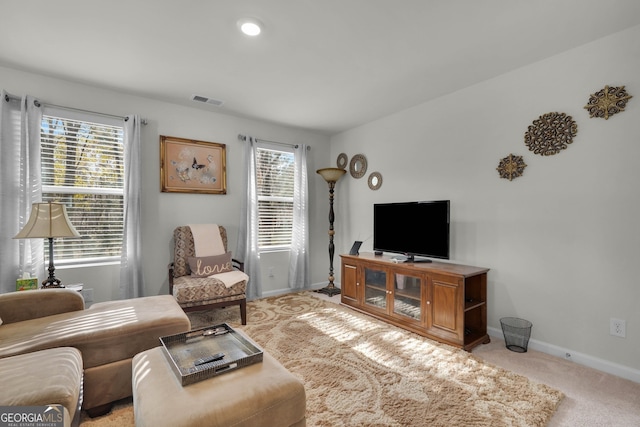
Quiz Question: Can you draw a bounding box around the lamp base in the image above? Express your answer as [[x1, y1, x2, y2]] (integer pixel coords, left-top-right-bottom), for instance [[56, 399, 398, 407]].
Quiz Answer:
[[42, 237, 65, 288], [316, 284, 341, 297], [41, 277, 64, 289]]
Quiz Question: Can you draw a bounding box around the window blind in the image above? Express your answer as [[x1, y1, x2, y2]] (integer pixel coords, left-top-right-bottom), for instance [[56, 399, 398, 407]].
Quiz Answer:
[[256, 147, 294, 249], [40, 114, 125, 265]]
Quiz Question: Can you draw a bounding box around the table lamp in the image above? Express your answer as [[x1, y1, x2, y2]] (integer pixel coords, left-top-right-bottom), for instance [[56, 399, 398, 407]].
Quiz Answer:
[[14, 202, 80, 288]]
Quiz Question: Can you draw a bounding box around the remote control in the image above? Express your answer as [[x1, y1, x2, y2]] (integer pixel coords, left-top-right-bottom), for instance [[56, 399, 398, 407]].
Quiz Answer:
[[194, 352, 225, 366]]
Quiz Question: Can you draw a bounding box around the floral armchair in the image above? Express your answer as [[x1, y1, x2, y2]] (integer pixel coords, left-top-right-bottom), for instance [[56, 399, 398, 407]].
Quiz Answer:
[[168, 225, 247, 324]]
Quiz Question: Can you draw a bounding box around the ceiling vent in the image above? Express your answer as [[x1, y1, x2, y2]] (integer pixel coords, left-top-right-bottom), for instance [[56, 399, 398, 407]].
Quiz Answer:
[[191, 94, 224, 107]]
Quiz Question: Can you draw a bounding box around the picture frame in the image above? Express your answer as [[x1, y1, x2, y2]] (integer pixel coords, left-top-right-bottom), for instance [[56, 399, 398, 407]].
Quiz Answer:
[[160, 135, 227, 194]]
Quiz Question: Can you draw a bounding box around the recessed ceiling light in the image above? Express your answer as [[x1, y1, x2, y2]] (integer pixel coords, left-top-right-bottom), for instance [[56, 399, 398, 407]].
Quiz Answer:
[[238, 18, 263, 36]]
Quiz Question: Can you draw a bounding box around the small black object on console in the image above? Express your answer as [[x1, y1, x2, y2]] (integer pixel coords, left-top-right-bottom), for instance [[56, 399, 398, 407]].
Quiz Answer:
[[349, 241, 363, 255]]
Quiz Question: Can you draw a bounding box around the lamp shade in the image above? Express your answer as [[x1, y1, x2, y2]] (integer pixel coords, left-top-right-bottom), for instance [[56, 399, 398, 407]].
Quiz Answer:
[[14, 202, 80, 239], [317, 168, 346, 183]]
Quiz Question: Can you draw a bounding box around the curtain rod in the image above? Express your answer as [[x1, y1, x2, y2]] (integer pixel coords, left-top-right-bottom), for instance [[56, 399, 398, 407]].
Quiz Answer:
[[237, 133, 310, 150], [4, 93, 147, 125]]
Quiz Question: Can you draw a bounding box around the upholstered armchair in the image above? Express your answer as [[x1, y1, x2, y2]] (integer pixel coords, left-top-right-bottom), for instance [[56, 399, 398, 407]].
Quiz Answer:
[[168, 225, 247, 324]]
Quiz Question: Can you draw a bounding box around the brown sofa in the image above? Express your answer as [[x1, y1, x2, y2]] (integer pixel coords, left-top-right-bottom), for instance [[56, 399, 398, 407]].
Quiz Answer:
[[0, 288, 190, 416], [0, 347, 83, 427]]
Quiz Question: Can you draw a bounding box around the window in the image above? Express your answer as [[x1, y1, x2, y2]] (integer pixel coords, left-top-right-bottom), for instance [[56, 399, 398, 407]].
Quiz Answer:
[[40, 110, 124, 266], [256, 146, 295, 249]]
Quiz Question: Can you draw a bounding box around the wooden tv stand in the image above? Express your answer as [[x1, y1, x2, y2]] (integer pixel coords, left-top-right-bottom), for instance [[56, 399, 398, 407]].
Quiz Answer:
[[340, 253, 490, 351]]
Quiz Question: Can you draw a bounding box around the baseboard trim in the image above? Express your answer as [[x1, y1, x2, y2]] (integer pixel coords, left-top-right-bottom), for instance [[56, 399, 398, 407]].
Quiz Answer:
[[260, 288, 303, 298], [260, 283, 329, 299], [487, 327, 640, 384]]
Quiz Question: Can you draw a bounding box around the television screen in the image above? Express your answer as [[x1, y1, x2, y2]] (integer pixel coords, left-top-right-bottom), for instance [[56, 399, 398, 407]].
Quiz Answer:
[[373, 200, 450, 261]]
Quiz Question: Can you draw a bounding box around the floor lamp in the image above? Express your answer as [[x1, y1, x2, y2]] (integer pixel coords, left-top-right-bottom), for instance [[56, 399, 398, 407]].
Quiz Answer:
[[14, 202, 80, 288], [316, 167, 347, 296]]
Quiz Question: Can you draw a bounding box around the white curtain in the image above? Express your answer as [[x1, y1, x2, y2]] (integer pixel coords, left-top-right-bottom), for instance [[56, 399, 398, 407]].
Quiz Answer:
[[119, 115, 144, 298], [288, 144, 309, 289], [0, 91, 44, 293], [237, 136, 262, 300]]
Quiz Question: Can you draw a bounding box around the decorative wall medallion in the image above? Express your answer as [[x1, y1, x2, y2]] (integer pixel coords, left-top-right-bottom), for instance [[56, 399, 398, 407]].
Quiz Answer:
[[497, 154, 527, 181], [349, 154, 367, 178], [368, 172, 383, 190], [337, 153, 348, 169], [524, 112, 578, 156], [584, 85, 632, 120]]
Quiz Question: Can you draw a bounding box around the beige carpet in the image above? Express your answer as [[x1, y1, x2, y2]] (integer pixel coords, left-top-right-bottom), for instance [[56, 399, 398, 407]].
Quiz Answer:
[[474, 339, 640, 427], [80, 292, 563, 426]]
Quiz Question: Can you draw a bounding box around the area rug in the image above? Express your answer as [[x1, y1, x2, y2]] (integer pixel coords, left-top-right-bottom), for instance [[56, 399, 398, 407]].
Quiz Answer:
[[80, 292, 563, 426]]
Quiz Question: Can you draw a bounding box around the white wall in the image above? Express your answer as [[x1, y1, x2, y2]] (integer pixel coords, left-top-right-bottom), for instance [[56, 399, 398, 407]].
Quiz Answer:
[[330, 25, 640, 375], [1, 65, 333, 302]]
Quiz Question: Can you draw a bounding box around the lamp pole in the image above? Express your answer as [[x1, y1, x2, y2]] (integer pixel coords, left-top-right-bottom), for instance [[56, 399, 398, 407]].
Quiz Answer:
[[317, 168, 346, 296], [326, 180, 337, 292]]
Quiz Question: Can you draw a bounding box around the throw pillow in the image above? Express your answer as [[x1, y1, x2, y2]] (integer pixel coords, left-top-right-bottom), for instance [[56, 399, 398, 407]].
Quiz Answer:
[[188, 252, 233, 278]]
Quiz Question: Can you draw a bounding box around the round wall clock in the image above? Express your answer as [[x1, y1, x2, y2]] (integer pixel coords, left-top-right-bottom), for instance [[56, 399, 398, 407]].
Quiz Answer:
[[524, 112, 577, 156]]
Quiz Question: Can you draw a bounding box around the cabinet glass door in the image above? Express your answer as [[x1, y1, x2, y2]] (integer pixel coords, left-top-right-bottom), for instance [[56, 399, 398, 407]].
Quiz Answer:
[[393, 273, 421, 321], [364, 267, 387, 310]]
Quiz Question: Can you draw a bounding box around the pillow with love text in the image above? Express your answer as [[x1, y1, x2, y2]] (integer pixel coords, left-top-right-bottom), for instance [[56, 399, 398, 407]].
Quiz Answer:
[[188, 252, 233, 278]]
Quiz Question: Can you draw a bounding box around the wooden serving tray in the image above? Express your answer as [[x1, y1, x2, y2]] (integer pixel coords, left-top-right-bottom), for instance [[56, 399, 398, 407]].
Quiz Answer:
[[160, 323, 263, 386]]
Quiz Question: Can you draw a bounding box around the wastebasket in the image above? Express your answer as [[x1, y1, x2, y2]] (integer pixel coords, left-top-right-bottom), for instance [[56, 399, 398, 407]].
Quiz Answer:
[[500, 317, 532, 353]]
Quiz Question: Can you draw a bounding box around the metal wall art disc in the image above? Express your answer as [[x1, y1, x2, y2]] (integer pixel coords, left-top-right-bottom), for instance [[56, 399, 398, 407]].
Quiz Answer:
[[497, 154, 527, 181], [524, 112, 578, 156], [584, 85, 632, 120], [336, 153, 348, 169]]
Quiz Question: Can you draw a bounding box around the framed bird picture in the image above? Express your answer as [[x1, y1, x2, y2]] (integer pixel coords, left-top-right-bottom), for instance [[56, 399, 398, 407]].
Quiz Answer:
[[160, 135, 227, 194]]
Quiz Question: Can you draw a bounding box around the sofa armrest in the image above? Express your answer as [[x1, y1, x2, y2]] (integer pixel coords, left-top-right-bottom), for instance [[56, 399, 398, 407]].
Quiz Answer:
[[0, 288, 84, 324]]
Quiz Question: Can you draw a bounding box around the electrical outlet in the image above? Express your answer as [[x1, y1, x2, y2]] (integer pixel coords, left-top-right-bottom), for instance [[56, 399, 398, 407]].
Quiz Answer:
[[268, 267, 275, 278], [610, 318, 626, 338], [83, 288, 94, 303]]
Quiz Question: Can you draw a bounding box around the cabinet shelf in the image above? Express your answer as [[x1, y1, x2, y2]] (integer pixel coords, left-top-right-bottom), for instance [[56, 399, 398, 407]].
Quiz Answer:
[[464, 300, 486, 312], [365, 283, 386, 291], [393, 295, 421, 320], [365, 296, 386, 309], [395, 288, 420, 301], [464, 328, 485, 346]]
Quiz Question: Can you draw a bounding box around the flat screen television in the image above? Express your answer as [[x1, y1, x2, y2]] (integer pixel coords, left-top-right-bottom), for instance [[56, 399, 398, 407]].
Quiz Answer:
[[373, 200, 450, 262]]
